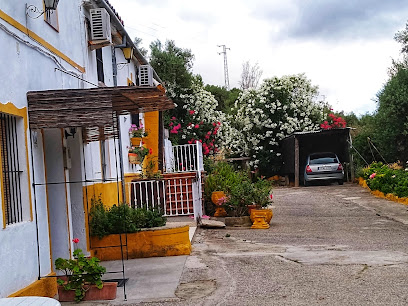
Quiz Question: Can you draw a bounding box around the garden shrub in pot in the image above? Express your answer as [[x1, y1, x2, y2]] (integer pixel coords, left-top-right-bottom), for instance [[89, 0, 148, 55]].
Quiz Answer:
[[55, 240, 108, 302], [89, 196, 166, 239]]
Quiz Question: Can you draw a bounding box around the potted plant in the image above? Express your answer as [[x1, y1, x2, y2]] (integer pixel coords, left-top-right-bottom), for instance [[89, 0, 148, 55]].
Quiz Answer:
[[248, 178, 274, 229], [129, 123, 149, 146], [212, 193, 228, 217], [55, 239, 117, 302], [128, 145, 151, 165], [204, 162, 242, 216]]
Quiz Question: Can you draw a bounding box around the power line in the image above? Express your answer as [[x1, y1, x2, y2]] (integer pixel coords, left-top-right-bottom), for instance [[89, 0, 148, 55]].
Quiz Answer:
[[217, 45, 230, 90]]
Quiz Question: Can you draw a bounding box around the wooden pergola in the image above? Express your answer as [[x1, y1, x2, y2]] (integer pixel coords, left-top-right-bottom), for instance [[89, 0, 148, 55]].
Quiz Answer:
[[27, 86, 174, 141]]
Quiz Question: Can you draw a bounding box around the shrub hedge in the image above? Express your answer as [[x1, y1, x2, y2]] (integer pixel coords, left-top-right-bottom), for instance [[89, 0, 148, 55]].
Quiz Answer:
[[89, 197, 166, 239], [360, 162, 408, 198]]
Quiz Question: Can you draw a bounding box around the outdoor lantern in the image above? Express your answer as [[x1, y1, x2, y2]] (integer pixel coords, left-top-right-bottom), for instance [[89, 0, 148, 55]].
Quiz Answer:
[[26, 0, 59, 18], [43, 0, 59, 11]]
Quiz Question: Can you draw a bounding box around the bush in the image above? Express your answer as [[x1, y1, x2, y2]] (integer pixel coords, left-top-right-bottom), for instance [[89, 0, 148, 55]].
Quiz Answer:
[[89, 197, 166, 239], [362, 162, 408, 198], [204, 162, 250, 215], [204, 162, 273, 217], [226, 177, 273, 217]]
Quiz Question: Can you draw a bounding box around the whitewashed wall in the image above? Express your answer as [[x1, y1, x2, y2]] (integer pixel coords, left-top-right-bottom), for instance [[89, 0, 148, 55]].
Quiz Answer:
[[0, 0, 147, 296], [0, 0, 86, 297]]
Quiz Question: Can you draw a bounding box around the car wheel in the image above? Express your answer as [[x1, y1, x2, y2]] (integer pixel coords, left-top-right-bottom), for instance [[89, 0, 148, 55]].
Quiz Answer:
[[338, 180, 344, 185], [304, 179, 309, 187]]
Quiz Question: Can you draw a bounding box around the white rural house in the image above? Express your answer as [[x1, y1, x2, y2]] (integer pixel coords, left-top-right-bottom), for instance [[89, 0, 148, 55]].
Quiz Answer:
[[0, 0, 203, 299]]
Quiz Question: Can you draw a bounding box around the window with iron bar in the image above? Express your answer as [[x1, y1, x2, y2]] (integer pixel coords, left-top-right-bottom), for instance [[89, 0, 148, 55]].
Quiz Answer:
[[0, 113, 23, 225]]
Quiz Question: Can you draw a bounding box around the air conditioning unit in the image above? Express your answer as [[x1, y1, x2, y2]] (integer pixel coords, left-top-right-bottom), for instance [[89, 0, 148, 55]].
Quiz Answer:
[[138, 65, 153, 86], [89, 8, 112, 49]]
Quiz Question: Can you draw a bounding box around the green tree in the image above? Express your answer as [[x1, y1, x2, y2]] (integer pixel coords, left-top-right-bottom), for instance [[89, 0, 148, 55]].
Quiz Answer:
[[204, 85, 241, 112], [348, 113, 378, 166], [149, 40, 194, 89], [133, 37, 148, 57], [394, 22, 408, 54], [149, 40, 196, 144], [375, 62, 408, 162]]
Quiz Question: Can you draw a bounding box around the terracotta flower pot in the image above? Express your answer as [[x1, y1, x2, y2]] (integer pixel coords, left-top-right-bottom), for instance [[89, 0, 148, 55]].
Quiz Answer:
[[58, 282, 117, 302], [128, 152, 140, 164]]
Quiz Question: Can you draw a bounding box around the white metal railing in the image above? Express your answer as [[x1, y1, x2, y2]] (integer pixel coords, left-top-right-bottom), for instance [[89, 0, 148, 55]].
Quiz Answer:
[[164, 140, 203, 173], [128, 179, 166, 211], [128, 175, 203, 218]]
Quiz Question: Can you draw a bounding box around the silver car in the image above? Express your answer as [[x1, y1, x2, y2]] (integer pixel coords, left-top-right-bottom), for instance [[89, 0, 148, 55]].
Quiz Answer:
[[303, 152, 344, 186]]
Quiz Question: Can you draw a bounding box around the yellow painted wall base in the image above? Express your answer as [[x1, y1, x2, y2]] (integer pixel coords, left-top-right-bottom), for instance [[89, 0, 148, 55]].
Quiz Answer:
[[90, 225, 191, 260], [8, 273, 57, 298], [83, 182, 123, 209], [143, 111, 159, 172], [358, 178, 408, 205]]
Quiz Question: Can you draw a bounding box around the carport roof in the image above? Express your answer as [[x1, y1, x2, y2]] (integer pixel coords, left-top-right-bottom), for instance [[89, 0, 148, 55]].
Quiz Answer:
[[283, 127, 351, 138]]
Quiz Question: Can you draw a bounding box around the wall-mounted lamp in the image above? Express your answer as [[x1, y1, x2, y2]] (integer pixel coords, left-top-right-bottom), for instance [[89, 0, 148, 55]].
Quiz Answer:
[[26, 0, 60, 19], [122, 47, 133, 62]]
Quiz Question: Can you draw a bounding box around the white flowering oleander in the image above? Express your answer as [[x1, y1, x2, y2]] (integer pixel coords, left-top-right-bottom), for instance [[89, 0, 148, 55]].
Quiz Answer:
[[230, 74, 326, 170]]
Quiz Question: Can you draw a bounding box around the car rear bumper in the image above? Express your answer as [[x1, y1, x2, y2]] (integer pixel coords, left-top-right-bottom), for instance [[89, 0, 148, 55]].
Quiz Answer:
[[304, 172, 344, 182]]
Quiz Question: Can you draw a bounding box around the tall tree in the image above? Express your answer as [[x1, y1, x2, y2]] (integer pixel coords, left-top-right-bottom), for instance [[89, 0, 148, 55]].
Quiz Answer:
[[375, 61, 408, 162], [204, 85, 241, 112], [133, 37, 148, 57], [239, 61, 263, 90], [394, 22, 408, 54], [149, 40, 194, 89]]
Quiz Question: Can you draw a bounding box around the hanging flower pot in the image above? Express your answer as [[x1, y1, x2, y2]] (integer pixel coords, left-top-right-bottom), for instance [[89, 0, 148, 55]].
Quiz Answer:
[[128, 146, 150, 165], [131, 137, 142, 146], [128, 152, 140, 164]]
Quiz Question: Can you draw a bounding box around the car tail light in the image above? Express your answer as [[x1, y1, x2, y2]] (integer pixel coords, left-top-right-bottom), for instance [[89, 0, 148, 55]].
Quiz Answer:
[[337, 163, 343, 171], [306, 165, 312, 173]]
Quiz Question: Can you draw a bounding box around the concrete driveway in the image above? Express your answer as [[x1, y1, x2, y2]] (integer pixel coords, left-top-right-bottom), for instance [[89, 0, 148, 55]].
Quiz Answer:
[[142, 183, 408, 306]]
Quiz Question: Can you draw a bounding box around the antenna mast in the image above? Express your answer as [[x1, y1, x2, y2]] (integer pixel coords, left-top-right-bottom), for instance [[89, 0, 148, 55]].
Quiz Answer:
[[218, 45, 230, 89]]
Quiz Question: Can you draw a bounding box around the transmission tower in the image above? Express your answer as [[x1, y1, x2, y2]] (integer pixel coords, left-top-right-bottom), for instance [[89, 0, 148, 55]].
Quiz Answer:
[[218, 45, 230, 89]]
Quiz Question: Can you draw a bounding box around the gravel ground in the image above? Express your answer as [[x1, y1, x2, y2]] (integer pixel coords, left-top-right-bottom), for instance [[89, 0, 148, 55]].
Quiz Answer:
[[133, 183, 408, 306]]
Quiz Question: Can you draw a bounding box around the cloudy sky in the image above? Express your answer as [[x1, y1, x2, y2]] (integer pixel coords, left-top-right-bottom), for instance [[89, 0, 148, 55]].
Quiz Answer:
[[108, 0, 408, 115]]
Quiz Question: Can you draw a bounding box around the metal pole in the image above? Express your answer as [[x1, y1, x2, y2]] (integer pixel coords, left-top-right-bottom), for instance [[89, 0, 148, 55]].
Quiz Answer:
[[29, 129, 42, 280], [294, 136, 299, 187]]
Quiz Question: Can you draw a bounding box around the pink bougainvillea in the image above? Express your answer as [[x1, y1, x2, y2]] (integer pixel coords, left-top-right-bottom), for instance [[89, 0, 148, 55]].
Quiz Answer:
[[166, 112, 222, 156]]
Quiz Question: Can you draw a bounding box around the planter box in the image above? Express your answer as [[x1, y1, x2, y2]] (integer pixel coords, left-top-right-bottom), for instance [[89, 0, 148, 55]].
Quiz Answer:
[[224, 216, 252, 227], [58, 282, 117, 302], [90, 225, 191, 261]]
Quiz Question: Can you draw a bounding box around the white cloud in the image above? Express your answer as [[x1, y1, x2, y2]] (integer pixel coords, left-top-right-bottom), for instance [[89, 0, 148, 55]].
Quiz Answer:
[[107, 0, 405, 115]]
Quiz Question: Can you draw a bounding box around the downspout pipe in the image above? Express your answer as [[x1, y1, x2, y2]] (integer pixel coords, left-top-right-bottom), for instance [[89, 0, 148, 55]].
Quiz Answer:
[[95, 0, 163, 83]]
